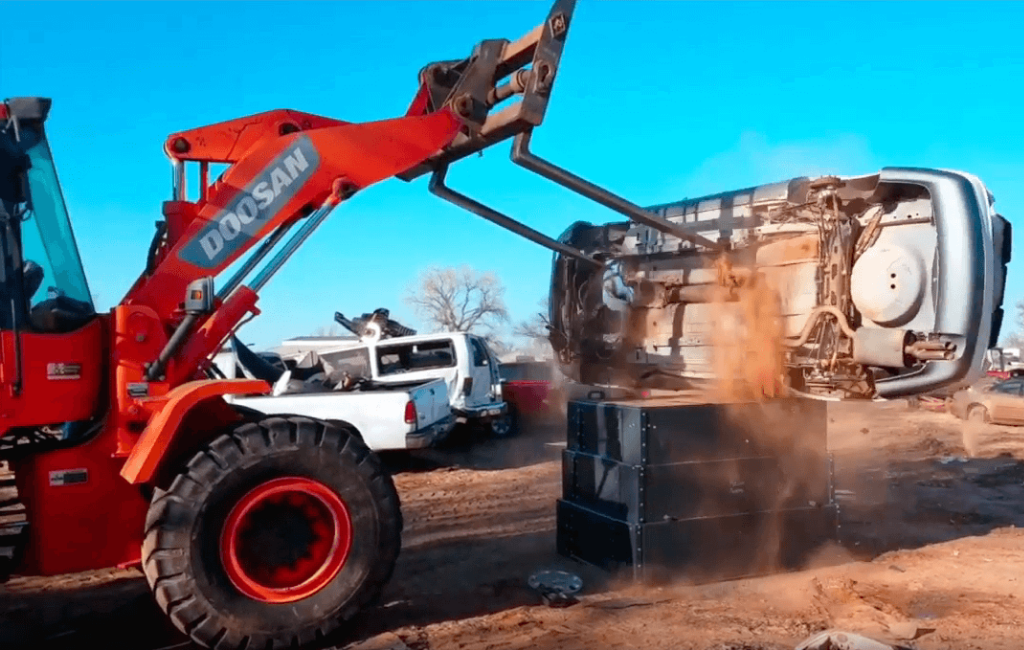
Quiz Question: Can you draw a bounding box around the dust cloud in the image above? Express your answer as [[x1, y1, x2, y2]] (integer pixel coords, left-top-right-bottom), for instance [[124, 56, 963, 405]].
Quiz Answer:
[[707, 257, 787, 404], [960, 419, 983, 458], [715, 400, 833, 579], [667, 257, 834, 580]]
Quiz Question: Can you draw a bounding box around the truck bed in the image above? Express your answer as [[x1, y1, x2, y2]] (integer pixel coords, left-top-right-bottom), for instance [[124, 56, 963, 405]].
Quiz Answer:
[[226, 376, 454, 452]]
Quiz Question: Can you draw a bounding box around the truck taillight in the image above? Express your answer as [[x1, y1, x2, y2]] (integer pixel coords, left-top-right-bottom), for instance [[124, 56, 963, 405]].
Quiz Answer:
[[462, 377, 473, 396], [404, 400, 417, 424]]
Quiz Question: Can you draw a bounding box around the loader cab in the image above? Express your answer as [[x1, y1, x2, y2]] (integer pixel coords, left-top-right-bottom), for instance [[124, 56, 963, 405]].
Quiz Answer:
[[0, 97, 96, 334], [0, 97, 104, 433]]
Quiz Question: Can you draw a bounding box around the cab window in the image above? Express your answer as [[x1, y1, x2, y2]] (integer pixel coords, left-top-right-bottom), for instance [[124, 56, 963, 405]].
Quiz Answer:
[[376, 340, 456, 376], [469, 337, 490, 367], [17, 120, 94, 310], [320, 348, 371, 378]]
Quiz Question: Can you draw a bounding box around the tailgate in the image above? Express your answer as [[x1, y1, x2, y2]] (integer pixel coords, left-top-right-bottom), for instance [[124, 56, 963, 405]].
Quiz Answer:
[[409, 378, 451, 427]]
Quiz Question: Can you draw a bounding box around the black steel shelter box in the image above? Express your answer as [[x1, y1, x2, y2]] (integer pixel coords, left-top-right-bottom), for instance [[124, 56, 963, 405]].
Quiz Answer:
[[556, 396, 838, 583]]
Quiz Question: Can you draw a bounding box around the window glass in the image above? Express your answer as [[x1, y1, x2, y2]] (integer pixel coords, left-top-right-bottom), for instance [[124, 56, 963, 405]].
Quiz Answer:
[[320, 348, 371, 379], [376, 340, 456, 376], [498, 362, 553, 381], [470, 337, 490, 367], [18, 122, 93, 309], [499, 364, 524, 381]]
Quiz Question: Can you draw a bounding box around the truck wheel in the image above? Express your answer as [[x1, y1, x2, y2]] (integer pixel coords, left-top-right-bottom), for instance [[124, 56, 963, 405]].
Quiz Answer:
[[489, 405, 519, 438], [142, 416, 402, 650]]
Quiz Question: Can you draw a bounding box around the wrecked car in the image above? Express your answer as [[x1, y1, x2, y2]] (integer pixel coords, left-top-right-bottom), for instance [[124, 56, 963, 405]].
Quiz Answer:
[[548, 169, 1011, 400]]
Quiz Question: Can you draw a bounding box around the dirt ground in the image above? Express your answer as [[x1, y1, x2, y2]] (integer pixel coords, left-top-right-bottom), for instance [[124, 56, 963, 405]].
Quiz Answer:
[[2, 400, 1024, 650]]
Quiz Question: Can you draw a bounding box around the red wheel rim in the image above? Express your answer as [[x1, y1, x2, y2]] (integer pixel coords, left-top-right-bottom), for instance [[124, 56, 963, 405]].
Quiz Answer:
[[219, 477, 352, 604]]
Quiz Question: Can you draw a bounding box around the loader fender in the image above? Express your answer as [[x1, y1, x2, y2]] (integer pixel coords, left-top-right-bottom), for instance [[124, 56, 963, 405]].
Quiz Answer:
[[120, 379, 270, 485]]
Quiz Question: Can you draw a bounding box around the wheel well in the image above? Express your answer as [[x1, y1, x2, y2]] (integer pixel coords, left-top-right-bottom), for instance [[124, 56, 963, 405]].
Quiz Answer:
[[230, 404, 269, 423], [325, 419, 363, 442], [121, 380, 270, 486], [144, 405, 365, 491], [230, 406, 364, 443]]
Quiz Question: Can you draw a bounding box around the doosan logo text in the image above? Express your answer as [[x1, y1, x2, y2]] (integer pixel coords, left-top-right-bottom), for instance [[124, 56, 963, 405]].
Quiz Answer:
[[200, 147, 310, 260], [178, 136, 321, 269]]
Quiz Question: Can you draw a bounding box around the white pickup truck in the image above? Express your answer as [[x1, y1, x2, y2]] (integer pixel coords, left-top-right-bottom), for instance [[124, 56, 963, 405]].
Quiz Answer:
[[210, 339, 455, 452], [274, 330, 515, 436]]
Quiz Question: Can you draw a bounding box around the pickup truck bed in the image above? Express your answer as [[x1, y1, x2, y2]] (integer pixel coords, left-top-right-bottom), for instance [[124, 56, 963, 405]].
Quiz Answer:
[[226, 377, 454, 452], [212, 344, 455, 451]]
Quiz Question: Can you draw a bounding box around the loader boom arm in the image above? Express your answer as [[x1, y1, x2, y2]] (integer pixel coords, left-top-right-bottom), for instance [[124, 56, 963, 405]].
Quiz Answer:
[[120, 0, 589, 388]]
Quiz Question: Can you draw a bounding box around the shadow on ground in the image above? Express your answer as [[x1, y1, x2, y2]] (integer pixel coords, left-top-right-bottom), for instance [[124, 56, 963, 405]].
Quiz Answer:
[[0, 574, 178, 650], [340, 528, 616, 645], [834, 452, 1024, 559]]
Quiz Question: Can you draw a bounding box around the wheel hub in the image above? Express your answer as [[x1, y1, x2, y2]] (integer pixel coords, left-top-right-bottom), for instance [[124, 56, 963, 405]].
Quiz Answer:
[[220, 477, 352, 603], [491, 415, 512, 435]]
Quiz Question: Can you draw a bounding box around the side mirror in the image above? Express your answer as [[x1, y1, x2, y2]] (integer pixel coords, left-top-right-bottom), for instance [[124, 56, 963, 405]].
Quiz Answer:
[[184, 276, 215, 314]]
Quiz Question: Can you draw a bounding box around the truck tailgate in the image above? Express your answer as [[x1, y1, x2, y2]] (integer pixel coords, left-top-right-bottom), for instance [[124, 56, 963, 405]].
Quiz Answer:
[[409, 378, 451, 428]]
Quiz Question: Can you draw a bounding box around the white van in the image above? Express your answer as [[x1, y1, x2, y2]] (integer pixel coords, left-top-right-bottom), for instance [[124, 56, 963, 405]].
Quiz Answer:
[[277, 331, 514, 436]]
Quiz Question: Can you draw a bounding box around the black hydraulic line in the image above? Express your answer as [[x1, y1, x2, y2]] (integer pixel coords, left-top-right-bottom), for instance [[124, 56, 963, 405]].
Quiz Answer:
[[145, 312, 198, 381], [511, 131, 725, 252], [428, 165, 601, 268]]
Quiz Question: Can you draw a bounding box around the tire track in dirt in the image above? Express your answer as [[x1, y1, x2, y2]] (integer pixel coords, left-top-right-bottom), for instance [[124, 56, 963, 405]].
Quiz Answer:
[[342, 461, 573, 640], [394, 463, 561, 550]]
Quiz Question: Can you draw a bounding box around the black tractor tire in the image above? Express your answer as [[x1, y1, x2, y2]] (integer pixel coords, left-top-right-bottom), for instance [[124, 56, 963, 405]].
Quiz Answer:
[[142, 416, 402, 650]]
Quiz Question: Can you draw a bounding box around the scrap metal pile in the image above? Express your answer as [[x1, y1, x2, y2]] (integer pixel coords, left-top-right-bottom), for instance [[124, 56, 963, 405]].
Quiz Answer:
[[335, 308, 417, 341]]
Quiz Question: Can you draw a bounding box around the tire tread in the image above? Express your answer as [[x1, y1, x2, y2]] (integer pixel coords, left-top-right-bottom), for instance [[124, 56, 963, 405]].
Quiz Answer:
[[142, 416, 402, 650]]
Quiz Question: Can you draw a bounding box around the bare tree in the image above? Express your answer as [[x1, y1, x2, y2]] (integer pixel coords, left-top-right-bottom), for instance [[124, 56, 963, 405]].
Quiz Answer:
[[507, 297, 555, 360], [513, 297, 550, 343], [405, 265, 510, 335], [484, 335, 514, 358]]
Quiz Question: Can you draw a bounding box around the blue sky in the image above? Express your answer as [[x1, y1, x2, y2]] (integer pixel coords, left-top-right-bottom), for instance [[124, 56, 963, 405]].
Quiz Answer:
[[3, 1, 1023, 351]]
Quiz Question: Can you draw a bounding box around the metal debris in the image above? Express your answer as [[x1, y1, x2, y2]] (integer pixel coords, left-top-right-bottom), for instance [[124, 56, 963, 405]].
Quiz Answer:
[[527, 569, 582, 607], [335, 308, 417, 340]]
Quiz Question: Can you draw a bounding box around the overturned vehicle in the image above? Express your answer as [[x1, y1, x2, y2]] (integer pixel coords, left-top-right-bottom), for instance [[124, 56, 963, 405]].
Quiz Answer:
[[547, 169, 1011, 400]]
